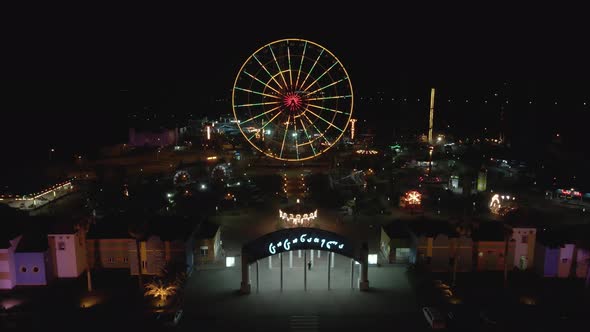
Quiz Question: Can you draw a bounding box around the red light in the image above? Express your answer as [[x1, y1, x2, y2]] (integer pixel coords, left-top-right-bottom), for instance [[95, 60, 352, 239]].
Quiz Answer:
[[283, 92, 303, 111]]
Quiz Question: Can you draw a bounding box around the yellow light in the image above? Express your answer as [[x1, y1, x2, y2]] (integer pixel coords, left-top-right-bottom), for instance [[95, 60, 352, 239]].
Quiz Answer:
[[355, 149, 378, 155], [207, 156, 217, 160], [144, 280, 178, 301], [402, 190, 422, 205], [206, 126, 211, 140]]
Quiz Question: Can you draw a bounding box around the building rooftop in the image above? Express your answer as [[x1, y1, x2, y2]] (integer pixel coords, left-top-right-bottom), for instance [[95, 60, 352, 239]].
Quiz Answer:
[[537, 223, 590, 247], [87, 218, 132, 239], [16, 232, 49, 253], [407, 217, 458, 238], [0, 222, 22, 249], [382, 221, 413, 239], [471, 222, 507, 242], [195, 222, 220, 239], [0, 214, 81, 248], [150, 215, 197, 241], [87, 215, 198, 241]]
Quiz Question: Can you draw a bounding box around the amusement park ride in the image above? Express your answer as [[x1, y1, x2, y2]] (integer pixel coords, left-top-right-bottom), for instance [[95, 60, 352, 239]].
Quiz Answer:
[[232, 38, 355, 226], [232, 38, 354, 162]]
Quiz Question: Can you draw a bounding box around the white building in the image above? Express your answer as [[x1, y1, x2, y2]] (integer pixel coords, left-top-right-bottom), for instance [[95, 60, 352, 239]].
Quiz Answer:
[[510, 227, 536, 270], [47, 223, 87, 278]]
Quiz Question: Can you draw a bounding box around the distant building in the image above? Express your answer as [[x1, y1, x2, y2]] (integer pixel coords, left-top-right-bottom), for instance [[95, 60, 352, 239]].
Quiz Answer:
[[48, 222, 88, 278], [0, 232, 21, 289], [0, 216, 87, 289], [380, 222, 416, 264], [87, 216, 198, 276], [509, 226, 536, 270], [409, 218, 473, 272], [472, 222, 515, 272], [534, 224, 590, 279], [86, 220, 132, 270], [195, 222, 221, 264], [129, 127, 181, 147], [14, 232, 54, 286], [477, 168, 487, 192]]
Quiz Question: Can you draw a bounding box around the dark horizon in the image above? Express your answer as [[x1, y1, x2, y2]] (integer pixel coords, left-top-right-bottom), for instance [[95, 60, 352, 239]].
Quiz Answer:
[[2, 9, 589, 187]]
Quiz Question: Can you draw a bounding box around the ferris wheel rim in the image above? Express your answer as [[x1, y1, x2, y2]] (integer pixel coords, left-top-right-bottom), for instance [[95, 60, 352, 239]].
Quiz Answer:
[[232, 38, 354, 162]]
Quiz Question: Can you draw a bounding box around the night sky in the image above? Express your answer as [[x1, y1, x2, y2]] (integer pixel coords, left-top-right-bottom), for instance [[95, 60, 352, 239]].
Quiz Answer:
[[2, 8, 589, 185]]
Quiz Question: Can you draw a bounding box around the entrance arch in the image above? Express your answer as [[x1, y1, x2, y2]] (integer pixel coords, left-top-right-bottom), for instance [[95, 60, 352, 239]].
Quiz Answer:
[[240, 227, 369, 294]]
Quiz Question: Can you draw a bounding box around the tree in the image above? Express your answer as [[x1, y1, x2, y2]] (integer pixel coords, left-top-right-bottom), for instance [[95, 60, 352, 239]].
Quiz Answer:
[[144, 278, 178, 301]]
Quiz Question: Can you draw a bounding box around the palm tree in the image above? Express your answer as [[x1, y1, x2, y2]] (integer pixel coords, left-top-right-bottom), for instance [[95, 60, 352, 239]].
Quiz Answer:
[[128, 221, 148, 291], [144, 278, 178, 301]]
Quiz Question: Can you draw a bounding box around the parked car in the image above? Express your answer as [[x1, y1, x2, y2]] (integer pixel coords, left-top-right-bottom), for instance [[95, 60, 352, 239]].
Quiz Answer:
[[446, 305, 480, 331], [156, 309, 183, 327], [422, 306, 446, 329]]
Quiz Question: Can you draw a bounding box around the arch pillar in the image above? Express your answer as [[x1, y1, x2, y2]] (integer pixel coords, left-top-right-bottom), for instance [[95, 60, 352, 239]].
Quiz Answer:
[[359, 242, 370, 291], [240, 253, 251, 294]]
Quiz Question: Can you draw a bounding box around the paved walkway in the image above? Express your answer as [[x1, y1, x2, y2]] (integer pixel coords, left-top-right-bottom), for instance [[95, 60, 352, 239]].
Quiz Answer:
[[179, 263, 426, 331]]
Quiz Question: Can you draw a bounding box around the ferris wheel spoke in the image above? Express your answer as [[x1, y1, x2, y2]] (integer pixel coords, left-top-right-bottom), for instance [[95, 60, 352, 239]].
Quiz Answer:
[[303, 113, 332, 146], [234, 86, 281, 99], [294, 41, 307, 90], [297, 117, 317, 155], [302, 61, 339, 93], [298, 49, 324, 91], [306, 77, 349, 96], [269, 46, 289, 90], [304, 107, 344, 133], [239, 105, 281, 125], [293, 120, 299, 160], [287, 46, 293, 89], [243, 70, 281, 95], [306, 103, 349, 115], [307, 94, 352, 102], [247, 110, 283, 141], [252, 54, 284, 91], [280, 115, 291, 159], [235, 101, 280, 108]]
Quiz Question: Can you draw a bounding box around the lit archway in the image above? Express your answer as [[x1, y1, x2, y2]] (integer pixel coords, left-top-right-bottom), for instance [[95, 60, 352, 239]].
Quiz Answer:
[[239, 227, 369, 294]]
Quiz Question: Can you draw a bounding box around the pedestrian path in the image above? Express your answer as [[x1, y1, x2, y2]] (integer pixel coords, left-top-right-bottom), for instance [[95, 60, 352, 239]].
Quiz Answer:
[[289, 315, 319, 331]]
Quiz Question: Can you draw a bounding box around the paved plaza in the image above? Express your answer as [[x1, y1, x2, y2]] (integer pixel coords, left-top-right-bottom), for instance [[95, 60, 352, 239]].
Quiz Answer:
[[179, 259, 427, 331]]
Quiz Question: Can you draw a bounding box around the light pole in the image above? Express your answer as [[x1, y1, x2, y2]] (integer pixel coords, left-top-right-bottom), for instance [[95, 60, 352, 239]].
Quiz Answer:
[[428, 146, 434, 176], [49, 148, 55, 161]]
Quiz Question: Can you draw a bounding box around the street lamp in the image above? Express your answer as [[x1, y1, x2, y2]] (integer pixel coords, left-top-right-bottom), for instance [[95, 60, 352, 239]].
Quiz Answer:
[[428, 146, 434, 175], [49, 148, 55, 161]]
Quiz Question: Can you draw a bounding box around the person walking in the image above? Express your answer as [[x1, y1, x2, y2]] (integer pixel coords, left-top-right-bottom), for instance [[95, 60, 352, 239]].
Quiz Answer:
[[307, 261, 312, 270]]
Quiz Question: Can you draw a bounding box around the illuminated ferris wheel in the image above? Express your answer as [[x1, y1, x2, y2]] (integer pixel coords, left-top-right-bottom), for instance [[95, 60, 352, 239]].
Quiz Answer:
[[232, 39, 354, 161]]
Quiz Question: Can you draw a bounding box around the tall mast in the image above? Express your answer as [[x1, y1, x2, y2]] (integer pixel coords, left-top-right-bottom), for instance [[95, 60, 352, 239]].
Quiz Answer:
[[428, 88, 435, 144]]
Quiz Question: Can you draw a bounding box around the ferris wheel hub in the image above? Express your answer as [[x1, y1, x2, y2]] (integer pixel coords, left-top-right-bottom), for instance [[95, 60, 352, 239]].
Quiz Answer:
[[283, 92, 304, 112]]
